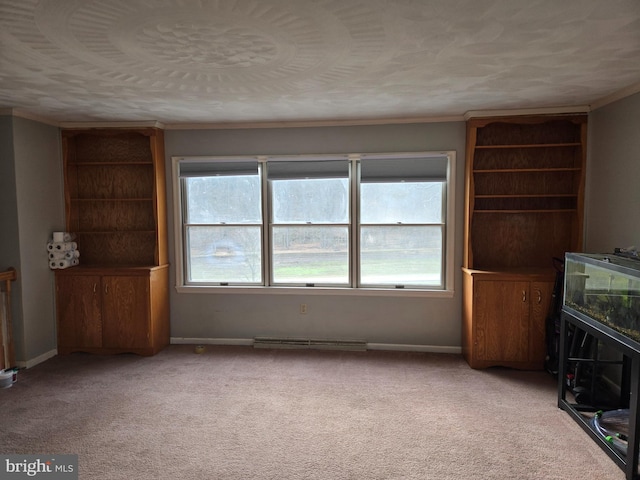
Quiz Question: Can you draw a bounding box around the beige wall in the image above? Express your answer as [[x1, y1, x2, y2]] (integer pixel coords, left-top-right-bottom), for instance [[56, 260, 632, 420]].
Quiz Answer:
[[586, 92, 640, 252], [164, 122, 467, 349], [0, 115, 64, 365]]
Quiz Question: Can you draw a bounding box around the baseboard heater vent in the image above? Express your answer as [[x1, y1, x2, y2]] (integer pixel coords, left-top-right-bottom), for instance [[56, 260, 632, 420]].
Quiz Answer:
[[253, 337, 367, 351]]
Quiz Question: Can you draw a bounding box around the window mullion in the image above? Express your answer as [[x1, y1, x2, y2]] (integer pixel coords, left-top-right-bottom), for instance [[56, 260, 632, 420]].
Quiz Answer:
[[351, 157, 360, 288], [260, 159, 270, 287], [180, 177, 191, 283]]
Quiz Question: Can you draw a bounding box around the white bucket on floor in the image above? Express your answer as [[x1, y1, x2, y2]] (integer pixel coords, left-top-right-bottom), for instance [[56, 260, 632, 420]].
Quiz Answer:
[[0, 369, 17, 389]]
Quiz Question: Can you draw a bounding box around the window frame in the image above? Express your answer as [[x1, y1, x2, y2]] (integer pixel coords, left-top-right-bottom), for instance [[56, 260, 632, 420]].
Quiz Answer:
[[172, 151, 456, 297], [267, 157, 352, 288], [179, 158, 264, 286]]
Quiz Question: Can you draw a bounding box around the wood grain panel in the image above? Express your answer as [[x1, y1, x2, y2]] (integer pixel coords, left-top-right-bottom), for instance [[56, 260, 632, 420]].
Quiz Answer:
[[461, 269, 474, 363], [72, 132, 152, 163], [149, 267, 170, 352], [76, 232, 156, 266], [75, 165, 154, 199], [529, 281, 554, 367], [474, 118, 582, 146], [102, 275, 150, 349], [56, 274, 102, 348], [74, 200, 155, 231], [471, 212, 575, 270], [473, 170, 579, 196], [473, 146, 580, 170], [475, 280, 530, 362]]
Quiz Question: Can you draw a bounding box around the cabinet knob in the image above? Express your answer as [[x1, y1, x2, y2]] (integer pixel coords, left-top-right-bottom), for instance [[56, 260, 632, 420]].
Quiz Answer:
[[537, 290, 542, 304], [522, 290, 526, 302]]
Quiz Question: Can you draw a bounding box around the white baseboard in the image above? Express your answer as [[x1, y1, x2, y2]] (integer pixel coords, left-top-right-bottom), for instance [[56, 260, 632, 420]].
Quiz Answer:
[[16, 349, 58, 369], [171, 337, 253, 346], [171, 337, 461, 354], [367, 343, 462, 354]]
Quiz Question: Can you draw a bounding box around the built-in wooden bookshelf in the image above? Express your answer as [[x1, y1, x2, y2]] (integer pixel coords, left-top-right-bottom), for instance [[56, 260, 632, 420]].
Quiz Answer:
[[56, 128, 169, 356], [462, 114, 587, 369]]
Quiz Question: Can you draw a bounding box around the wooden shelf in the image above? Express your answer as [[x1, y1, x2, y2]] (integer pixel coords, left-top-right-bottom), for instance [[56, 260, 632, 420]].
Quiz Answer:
[[71, 198, 153, 201], [473, 167, 581, 173], [74, 230, 157, 234], [474, 143, 582, 149], [475, 193, 578, 198], [462, 114, 587, 370], [474, 208, 576, 213], [69, 161, 154, 165]]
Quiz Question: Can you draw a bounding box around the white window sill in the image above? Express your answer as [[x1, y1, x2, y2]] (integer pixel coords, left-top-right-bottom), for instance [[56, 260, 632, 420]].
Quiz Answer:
[[174, 284, 454, 298]]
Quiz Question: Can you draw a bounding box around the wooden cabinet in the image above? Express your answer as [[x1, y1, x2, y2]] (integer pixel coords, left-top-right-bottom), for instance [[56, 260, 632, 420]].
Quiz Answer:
[[56, 266, 169, 355], [462, 269, 553, 369], [56, 128, 169, 356], [462, 114, 587, 369]]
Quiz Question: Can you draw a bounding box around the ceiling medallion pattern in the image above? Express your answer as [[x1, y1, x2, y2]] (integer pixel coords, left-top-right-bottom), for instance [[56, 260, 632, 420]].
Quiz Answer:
[[139, 24, 278, 68], [30, 0, 387, 95], [0, 0, 639, 123], [2, 0, 394, 121]]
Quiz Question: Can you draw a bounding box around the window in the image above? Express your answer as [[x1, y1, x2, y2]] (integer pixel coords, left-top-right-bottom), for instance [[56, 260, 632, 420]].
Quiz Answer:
[[174, 151, 455, 293], [359, 155, 447, 288], [180, 159, 262, 284], [268, 159, 351, 286]]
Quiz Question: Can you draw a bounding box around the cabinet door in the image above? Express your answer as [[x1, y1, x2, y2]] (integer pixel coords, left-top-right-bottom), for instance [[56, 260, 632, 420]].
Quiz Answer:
[[474, 280, 530, 363], [56, 275, 102, 348], [102, 276, 150, 349], [529, 281, 553, 365]]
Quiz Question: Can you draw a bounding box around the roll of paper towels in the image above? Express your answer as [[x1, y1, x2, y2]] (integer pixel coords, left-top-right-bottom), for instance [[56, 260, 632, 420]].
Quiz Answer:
[[47, 241, 77, 252], [64, 250, 80, 260], [57, 259, 77, 269], [49, 258, 79, 269], [52, 232, 76, 242]]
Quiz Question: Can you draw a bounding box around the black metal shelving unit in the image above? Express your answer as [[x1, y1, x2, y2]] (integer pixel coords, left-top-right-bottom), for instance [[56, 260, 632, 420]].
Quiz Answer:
[[558, 306, 640, 480]]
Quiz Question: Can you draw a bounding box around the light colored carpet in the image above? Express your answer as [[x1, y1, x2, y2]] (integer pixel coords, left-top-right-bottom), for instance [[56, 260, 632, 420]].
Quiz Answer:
[[0, 346, 623, 479]]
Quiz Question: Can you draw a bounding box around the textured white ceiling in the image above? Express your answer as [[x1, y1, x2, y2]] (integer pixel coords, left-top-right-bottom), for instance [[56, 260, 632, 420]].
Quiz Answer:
[[1, 0, 640, 125]]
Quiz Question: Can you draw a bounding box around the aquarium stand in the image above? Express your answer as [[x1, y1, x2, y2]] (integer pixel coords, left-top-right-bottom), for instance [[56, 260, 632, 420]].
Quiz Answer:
[[558, 307, 640, 480]]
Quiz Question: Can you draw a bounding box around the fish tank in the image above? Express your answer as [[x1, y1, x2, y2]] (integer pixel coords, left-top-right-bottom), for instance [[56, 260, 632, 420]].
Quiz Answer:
[[564, 252, 640, 344]]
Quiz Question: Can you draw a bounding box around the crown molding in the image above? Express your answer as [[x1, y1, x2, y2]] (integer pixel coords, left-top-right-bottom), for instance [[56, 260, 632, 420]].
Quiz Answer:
[[58, 120, 166, 129], [590, 81, 640, 111], [464, 105, 591, 120], [0, 108, 61, 126], [162, 115, 464, 130], [0, 109, 166, 129]]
